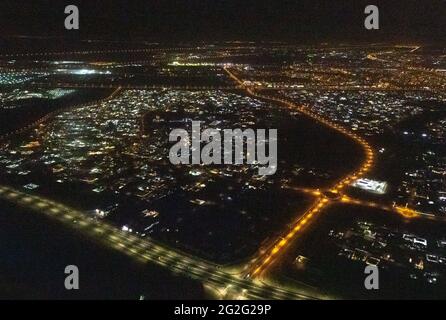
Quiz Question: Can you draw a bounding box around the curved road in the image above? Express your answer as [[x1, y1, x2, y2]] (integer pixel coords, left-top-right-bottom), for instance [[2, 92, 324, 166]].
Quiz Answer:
[[223, 67, 374, 277]]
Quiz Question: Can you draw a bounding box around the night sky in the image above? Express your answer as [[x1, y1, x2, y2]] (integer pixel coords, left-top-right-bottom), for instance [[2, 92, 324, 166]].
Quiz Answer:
[[0, 0, 445, 43]]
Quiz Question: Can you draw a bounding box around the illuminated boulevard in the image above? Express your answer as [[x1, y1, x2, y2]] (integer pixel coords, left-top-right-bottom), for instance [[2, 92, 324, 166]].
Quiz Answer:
[[0, 184, 326, 300], [224, 67, 375, 278]]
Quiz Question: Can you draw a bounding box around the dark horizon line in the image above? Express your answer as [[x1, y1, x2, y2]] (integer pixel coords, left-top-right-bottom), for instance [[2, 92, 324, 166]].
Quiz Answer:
[[1, 34, 444, 47]]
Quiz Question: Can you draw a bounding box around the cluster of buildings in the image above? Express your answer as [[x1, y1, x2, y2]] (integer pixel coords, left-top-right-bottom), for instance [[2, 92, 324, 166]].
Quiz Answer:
[[0, 88, 277, 227], [0, 70, 47, 85], [280, 90, 432, 136], [330, 221, 446, 285], [0, 88, 75, 107], [395, 118, 446, 216]]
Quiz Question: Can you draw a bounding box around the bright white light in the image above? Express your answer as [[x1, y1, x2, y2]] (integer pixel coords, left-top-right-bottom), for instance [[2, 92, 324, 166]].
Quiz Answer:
[[351, 178, 387, 194]]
